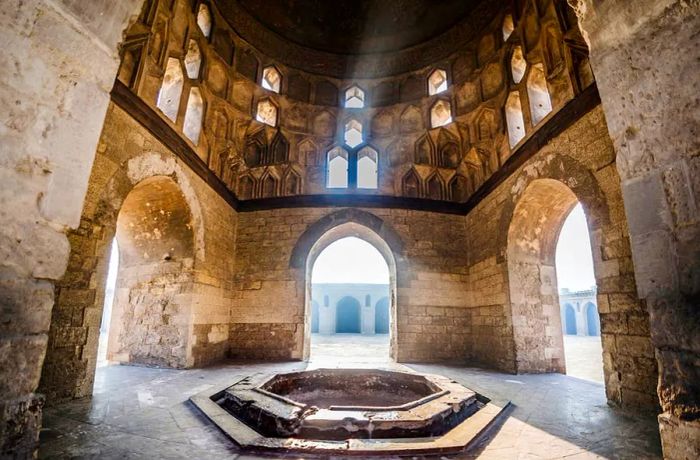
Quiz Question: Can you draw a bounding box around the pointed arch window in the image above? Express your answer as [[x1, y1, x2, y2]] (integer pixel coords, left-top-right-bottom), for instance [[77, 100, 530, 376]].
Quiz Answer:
[[357, 147, 378, 189], [344, 119, 363, 148], [183, 87, 204, 144], [262, 66, 281, 93], [428, 69, 448, 95], [527, 63, 553, 124], [327, 147, 349, 188], [256, 99, 277, 127], [157, 58, 184, 122], [511, 46, 527, 84], [430, 100, 452, 128], [506, 91, 526, 148], [502, 14, 515, 41], [196, 4, 212, 38], [184, 40, 202, 79], [345, 86, 365, 108]]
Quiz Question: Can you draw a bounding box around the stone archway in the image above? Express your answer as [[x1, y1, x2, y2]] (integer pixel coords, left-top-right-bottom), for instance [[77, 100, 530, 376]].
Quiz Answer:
[[40, 153, 204, 404], [107, 176, 195, 367], [290, 209, 405, 360], [506, 178, 580, 373], [500, 152, 657, 410]]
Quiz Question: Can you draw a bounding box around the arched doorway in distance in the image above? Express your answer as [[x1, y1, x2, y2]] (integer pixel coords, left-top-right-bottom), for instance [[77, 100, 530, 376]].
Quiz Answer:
[[564, 304, 577, 335], [336, 296, 362, 333], [375, 297, 390, 334]]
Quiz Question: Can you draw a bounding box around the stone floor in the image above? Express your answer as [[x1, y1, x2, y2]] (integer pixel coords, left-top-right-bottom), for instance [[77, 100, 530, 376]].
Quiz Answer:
[[40, 335, 661, 459], [563, 335, 604, 383]]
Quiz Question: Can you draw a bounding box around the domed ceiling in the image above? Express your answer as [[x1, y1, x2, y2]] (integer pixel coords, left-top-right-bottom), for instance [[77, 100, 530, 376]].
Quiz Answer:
[[215, 0, 494, 78], [235, 0, 483, 55]]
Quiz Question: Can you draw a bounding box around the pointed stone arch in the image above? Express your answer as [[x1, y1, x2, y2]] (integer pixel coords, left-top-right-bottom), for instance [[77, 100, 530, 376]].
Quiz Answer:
[[282, 167, 302, 196], [371, 110, 394, 137], [437, 129, 461, 169], [238, 173, 255, 199], [449, 174, 470, 202], [270, 131, 289, 164], [298, 138, 318, 166], [475, 108, 497, 142], [259, 169, 280, 198], [402, 168, 422, 198], [425, 172, 446, 200], [414, 134, 435, 165], [244, 128, 267, 167], [289, 209, 406, 360]]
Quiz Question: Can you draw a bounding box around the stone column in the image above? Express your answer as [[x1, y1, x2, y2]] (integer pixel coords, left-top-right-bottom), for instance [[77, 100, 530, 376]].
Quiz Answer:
[[572, 1, 700, 457]]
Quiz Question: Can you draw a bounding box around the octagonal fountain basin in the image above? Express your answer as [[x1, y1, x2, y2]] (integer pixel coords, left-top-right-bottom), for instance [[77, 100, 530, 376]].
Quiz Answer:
[[190, 368, 509, 456]]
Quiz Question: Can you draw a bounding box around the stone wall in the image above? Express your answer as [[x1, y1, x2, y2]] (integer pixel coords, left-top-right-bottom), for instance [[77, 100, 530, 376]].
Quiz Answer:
[[229, 208, 472, 362], [39, 102, 238, 403], [227, 106, 658, 413], [0, 0, 141, 456], [464, 106, 658, 409], [572, 1, 700, 457]]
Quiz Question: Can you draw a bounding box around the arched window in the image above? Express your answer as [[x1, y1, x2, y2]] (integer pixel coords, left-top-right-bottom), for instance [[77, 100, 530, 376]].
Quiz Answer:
[[261, 66, 281, 93], [327, 147, 349, 188], [511, 46, 527, 84], [505, 91, 525, 148], [344, 119, 363, 148], [430, 100, 452, 128], [502, 14, 515, 41], [527, 63, 553, 124], [345, 85, 365, 108], [357, 147, 378, 189], [428, 69, 448, 95], [183, 87, 204, 144], [156, 58, 184, 122], [184, 40, 202, 79], [196, 4, 212, 38], [255, 99, 277, 127]]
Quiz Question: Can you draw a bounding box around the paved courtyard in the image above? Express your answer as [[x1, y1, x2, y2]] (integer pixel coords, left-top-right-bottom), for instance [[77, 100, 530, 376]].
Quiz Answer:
[[564, 335, 604, 383], [40, 335, 659, 459]]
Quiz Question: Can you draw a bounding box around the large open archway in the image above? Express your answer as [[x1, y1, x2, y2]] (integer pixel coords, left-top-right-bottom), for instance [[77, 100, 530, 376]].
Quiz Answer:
[[306, 226, 397, 362], [292, 210, 403, 361], [507, 179, 581, 374], [308, 234, 392, 361]]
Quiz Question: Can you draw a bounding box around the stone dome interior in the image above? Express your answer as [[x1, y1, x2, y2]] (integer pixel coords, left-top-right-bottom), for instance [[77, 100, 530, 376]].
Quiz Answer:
[[232, 0, 483, 55]]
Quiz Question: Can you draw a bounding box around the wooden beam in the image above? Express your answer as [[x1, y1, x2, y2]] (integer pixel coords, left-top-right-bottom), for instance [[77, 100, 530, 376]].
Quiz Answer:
[[110, 80, 601, 216]]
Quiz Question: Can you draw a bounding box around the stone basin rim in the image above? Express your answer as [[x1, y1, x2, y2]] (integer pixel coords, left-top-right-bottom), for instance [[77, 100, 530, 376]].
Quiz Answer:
[[257, 368, 444, 410], [189, 378, 511, 455], [253, 368, 452, 411]]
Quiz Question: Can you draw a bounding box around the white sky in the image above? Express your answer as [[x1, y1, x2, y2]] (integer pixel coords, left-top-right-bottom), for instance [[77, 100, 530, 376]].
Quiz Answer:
[[312, 236, 389, 284], [555, 203, 596, 291]]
